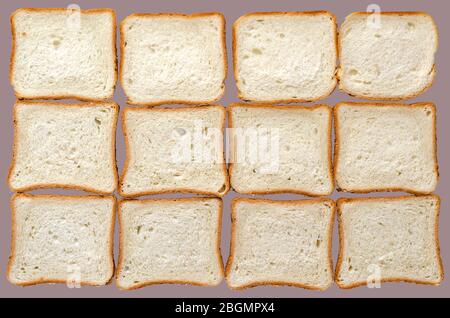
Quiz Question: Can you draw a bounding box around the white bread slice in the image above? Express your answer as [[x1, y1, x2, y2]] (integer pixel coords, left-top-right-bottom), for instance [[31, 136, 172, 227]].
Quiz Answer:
[[116, 198, 224, 290], [120, 106, 229, 197], [8, 101, 118, 194], [7, 194, 115, 286], [334, 102, 438, 194], [10, 8, 117, 101], [336, 196, 443, 289], [120, 13, 226, 106], [233, 11, 337, 103], [226, 198, 335, 290], [229, 104, 333, 196], [338, 12, 438, 100]]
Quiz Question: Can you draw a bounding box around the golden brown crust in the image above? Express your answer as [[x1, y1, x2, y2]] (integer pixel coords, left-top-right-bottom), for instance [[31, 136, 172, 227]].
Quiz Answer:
[[337, 12, 438, 101], [333, 102, 439, 195], [225, 198, 335, 291], [7, 193, 116, 287], [10, 8, 117, 102], [119, 105, 230, 198], [228, 103, 334, 196], [7, 100, 119, 195], [232, 11, 338, 104], [120, 12, 227, 107], [116, 197, 224, 290], [335, 195, 444, 289]]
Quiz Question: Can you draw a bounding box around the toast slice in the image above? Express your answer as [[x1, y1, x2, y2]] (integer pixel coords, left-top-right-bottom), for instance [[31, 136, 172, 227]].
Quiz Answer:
[[338, 12, 438, 100], [334, 102, 438, 194], [120, 106, 229, 197], [120, 13, 226, 106], [336, 196, 443, 289], [226, 198, 335, 290], [8, 101, 119, 194], [116, 198, 224, 290], [7, 194, 115, 286], [233, 11, 337, 103], [10, 8, 117, 101], [229, 104, 333, 196]]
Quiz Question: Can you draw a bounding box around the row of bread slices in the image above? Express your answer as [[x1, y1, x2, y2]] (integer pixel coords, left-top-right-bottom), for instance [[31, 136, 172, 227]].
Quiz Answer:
[[8, 101, 438, 197], [11, 9, 438, 105], [7, 194, 442, 290]]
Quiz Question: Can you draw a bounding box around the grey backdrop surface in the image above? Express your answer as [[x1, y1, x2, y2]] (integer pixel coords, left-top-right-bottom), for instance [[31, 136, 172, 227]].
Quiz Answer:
[[0, 0, 449, 298]]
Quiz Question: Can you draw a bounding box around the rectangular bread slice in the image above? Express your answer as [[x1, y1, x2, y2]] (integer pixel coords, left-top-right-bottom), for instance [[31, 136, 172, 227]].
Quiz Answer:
[[120, 13, 226, 106], [116, 198, 224, 290], [336, 196, 443, 289], [334, 102, 438, 194], [7, 194, 116, 286], [8, 101, 119, 194], [229, 104, 333, 196], [338, 12, 438, 100], [10, 8, 117, 101], [120, 106, 229, 197], [226, 198, 335, 290], [233, 11, 337, 103]]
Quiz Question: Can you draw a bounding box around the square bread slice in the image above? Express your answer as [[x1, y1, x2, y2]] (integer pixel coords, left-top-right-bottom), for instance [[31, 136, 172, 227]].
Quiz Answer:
[[338, 12, 438, 100], [226, 198, 335, 290], [334, 102, 438, 194], [7, 194, 115, 286], [116, 198, 224, 290], [10, 8, 117, 101], [8, 101, 118, 194], [233, 11, 337, 103], [335, 196, 443, 289], [120, 13, 226, 106], [120, 106, 229, 197], [229, 104, 333, 196]]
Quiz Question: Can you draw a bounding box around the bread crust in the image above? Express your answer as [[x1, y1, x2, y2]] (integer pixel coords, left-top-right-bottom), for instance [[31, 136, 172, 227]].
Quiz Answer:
[[7, 193, 116, 287], [119, 105, 230, 198], [232, 11, 338, 104], [116, 197, 224, 290], [10, 8, 117, 102], [333, 102, 439, 195], [225, 198, 335, 290], [228, 103, 334, 196], [335, 195, 444, 289], [7, 100, 119, 195], [337, 12, 439, 101], [120, 12, 227, 106]]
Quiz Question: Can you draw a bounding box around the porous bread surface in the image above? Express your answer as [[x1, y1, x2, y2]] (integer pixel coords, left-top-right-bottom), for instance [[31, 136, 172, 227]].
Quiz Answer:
[[234, 12, 337, 102], [336, 196, 442, 288], [226, 199, 334, 290], [121, 13, 226, 105], [120, 106, 228, 197], [117, 199, 223, 289], [335, 103, 437, 194], [8, 194, 115, 286], [338, 13, 438, 99], [11, 8, 116, 100], [230, 105, 333, 195]]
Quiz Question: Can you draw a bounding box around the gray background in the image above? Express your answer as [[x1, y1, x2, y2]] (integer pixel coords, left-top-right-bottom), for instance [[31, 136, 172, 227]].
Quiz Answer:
[[0, 0, 448, 298]]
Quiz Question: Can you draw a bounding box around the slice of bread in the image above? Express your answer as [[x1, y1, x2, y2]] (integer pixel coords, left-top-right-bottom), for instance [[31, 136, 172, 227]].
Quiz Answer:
[[7, 194, 116, 286], [120, 106, 229, 197], [233, 11, 337, 103], [334, 102, 438, 194], [336, 195, 443, 289], [229, 104, 333, 196], [116, 198, 224, 290], [120, 13, 226, 106], [226, 198, 335, 290], [8, 101, 119, 194], [338, 12, 438, 100], [10, 8, 117, 101]]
